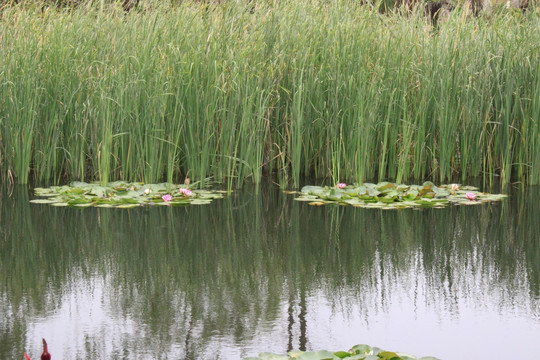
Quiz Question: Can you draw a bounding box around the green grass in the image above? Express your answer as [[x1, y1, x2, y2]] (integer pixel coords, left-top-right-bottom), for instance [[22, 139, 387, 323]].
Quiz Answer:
[[0, 0, 539, 187]]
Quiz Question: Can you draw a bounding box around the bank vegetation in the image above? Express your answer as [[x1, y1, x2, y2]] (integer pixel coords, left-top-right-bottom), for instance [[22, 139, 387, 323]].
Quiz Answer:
[[0, 0, 539, 187]]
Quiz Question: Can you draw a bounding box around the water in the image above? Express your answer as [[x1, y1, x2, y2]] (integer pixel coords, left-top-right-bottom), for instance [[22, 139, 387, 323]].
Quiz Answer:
[[1, 184, 539, 359]]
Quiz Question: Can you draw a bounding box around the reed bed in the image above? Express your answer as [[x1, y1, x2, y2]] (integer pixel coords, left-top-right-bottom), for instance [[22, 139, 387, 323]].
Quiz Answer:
[[0, 0, 539, 187]]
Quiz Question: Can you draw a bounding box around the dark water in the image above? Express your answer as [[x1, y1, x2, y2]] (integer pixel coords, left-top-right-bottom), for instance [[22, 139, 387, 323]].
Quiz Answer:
[[1, 184, 539, 359]]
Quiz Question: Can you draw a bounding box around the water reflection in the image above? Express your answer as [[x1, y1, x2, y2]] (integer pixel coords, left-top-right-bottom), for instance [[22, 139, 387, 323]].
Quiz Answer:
[[0, 185, 539, 359]]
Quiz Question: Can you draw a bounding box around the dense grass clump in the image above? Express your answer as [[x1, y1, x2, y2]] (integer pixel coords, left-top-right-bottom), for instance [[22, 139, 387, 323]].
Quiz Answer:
[[0, 0, 539, 187]]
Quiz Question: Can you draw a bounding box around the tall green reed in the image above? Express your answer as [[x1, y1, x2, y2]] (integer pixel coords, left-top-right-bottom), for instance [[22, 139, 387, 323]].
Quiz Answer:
[[0, 0, 538, 187]]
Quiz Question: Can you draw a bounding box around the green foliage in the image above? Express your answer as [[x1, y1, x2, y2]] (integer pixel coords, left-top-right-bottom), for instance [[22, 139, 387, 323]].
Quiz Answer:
[[30, 181, 228, 208], [244, 344, 440, 360], [0, 1, 539, 187], [293, 182, 506, 209]]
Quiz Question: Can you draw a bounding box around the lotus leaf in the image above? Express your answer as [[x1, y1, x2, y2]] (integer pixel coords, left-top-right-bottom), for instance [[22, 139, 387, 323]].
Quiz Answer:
[[31, 182, 229, 209]]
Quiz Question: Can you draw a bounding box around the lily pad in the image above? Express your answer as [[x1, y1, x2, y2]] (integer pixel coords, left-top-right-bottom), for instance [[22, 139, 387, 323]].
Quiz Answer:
[[257, 353, 290, 360], [243, 343, 440, 360], [288, 350, 304, 358], [350, 344, 371, 355], [297, 350, 335, 360], [334, 351, 352, 359], [116, 203, 141, 209], [29, 199, 59, 204], [31, 181, 229, 209], [292, 182, 506, 210], [50, 202, 69, 207]]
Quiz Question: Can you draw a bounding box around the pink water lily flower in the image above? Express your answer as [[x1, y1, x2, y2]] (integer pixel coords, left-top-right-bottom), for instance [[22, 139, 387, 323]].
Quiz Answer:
[[179, 188, 192, 196], [162, 194, 172, 202], [466, 192, 476, 201], [337, 183, 346, 189]]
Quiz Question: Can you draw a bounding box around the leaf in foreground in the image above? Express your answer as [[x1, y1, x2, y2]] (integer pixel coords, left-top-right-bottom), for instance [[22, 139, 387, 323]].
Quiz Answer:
[[244, 344, 440, 360]]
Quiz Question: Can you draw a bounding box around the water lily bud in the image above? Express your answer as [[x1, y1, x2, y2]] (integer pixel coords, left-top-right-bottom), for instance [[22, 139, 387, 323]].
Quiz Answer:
[[450, 184, 459, 194], [337, 183, 346, 189], [466, 192, 476, 201]]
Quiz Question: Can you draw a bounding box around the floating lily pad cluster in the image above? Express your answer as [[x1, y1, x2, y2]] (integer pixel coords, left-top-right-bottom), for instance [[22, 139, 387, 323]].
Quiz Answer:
[[244, 343, 439, 360], [31, 181, 228, 208], [294, 182, 506, 209]]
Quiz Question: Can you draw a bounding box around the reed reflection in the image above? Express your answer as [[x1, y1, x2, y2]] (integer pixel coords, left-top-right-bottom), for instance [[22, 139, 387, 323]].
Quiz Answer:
[[0, 185, 538, 358]]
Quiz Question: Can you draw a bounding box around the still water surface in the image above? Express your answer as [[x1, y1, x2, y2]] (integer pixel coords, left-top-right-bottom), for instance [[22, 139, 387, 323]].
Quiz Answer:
[[1, 184, 539, 359]]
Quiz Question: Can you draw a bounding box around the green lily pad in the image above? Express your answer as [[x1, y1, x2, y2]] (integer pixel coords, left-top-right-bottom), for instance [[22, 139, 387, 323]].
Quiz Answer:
[[297, 350, 335, 360], [116, 203, 141, 209], [257, 353, 290, 360], [350, 344, 371, 355], [30, 199, 59, 204], [293, 182, 506, 210], [244, 343, 440, 360], [50, 202, 69, 207], [95, 204, 115, 208], [377, 351, 401, 360], [377, 182, 396, 191], [397, 355, 419, 360], [188, 199, 213, 205], [288, 350, 304, 358], [333, 351, 352, 358], [309, 201, 329, 206], [33, 188, 58, 197], [31, 181, 229, 209], [295, 195, 321, 202]]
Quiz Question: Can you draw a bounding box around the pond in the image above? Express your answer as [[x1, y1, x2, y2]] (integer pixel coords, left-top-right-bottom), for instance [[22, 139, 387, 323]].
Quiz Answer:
[[1, 183, 539, 359]]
